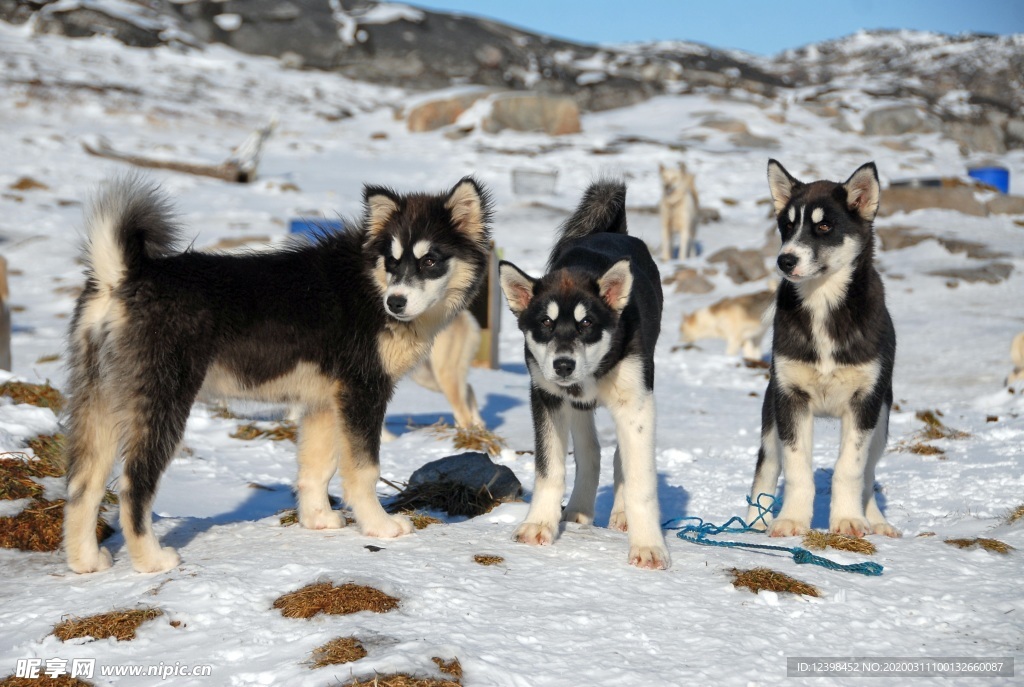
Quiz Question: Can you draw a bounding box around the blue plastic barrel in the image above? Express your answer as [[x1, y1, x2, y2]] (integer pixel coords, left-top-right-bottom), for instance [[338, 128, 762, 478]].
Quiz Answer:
[[967, 166, 1009, 194], [288, 218, 344, 240]]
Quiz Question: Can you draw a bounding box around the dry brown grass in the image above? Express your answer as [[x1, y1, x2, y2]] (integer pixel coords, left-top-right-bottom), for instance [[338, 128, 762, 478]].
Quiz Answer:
[[25, 435, 66, 476], [340, 675, 460, 687], [0, 381, 65, 412], [387, 481, 503, 518], [231, 422, 297, 442], [35, 354, 61, 364], [9, 176, 49, 191], [1003, 504, 1024, 525], [729, 567, 821, 597], [429, 420, 506, 456], [473, 554, 504, 566], [915, 410, 969, 440], [0, 456, 44, 500], [901, 442, 945, 457], [404, 511, 443, 530], [0, 499, 113, 552], [274, 582, 399, 619], [944, 538, 1014, 554], [311, 637, 367, 668], [278, 509, 299, 526], [431, 658, 462, 679], [53, 608, 162, 642], [0, 675, 95, 686], [803, 531, 877, 555]]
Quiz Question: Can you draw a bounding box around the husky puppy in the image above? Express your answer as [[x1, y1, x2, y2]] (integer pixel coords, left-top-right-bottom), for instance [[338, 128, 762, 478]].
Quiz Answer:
[[659, 162, 699, 261], [1007, 332, 1024, 385], [746, 160, 899, 538], [680, 287, 775, 360], [499, 181, 669, 569], [63, 175, 491, 573]]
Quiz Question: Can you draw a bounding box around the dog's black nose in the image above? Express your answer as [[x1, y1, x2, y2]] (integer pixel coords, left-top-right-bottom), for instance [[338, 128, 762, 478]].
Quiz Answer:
[[777, 253, 799, 274], [553, 358, 576, 378], [386, 295, 407, 313]]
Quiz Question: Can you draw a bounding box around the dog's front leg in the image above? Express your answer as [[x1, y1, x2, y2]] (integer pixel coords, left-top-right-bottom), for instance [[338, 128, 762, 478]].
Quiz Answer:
[[514, 386, 569, 545], [769, 390, 814, 537], [338, 391, 413, 538], [829, 410, 873, 537], [296, 407, 344, 530], [606, 389, 670, 570]]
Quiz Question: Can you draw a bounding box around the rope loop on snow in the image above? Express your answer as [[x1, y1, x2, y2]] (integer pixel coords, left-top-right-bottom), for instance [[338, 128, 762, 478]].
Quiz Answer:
[[662, 493, 883, 577]]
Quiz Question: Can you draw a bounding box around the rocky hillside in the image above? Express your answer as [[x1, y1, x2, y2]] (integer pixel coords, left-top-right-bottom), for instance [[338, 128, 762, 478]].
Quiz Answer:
[[3, 0, 1022, 151]]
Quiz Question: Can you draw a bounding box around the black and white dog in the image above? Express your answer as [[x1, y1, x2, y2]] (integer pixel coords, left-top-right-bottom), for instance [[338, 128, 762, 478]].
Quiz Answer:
[[63, 176, 491, 573], [746, 160, 899, 539], [499, 181, 670, 569]]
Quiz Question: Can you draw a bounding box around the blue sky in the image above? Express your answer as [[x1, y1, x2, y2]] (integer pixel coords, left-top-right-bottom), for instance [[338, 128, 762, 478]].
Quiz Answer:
[[413, 0, 1024, 55]]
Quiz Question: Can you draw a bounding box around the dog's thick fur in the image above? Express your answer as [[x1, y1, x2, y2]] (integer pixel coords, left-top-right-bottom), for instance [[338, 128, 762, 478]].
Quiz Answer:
[[63, 175, 491, 573], [745, 160, 898, 539], [659, 162, 699, 261], [499, 181, 669, 569], [1007, 332, 1024, 385], [680, 287, 775, 359]]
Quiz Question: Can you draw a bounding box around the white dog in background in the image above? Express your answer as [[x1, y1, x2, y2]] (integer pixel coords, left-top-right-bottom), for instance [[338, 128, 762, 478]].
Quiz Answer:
[[680, 287, 775, 360], [1007, 332, 1024, 386], [659, 162, 699, 261]]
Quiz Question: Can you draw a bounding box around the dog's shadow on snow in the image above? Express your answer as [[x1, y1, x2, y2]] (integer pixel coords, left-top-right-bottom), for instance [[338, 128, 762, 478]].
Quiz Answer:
[[590, 472, 690, 528], [383, 393, 523, 438], [809, 468, 889, 529]]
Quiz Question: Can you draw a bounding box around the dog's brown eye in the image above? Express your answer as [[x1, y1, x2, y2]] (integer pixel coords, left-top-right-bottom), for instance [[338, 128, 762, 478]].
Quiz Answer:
[[421, 257, 436, 268], [579, 318, 592, 329], [541, 317, 554, 328], [785, 222, 794, 230], [818, 223, 830, 233]]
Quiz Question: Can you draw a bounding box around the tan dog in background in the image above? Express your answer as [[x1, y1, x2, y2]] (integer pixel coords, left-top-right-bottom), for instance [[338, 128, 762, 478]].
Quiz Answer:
[[1007, 331, 1024, 385], [382, 309, 484, 441], [680, 288, 775, 360], [659, 162, 699, 261]]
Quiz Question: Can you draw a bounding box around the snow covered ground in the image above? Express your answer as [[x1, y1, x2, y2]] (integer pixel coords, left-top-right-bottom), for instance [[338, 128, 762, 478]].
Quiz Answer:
[[0, 22, 1022, 686]]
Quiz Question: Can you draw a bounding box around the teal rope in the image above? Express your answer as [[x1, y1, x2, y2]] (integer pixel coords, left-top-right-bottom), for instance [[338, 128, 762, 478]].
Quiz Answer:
[[662, 494, 883, 577]]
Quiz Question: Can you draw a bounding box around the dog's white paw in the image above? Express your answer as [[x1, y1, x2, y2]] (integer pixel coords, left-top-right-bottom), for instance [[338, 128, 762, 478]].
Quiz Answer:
[[768, 519, 809, 538], [870, 522, 901, 538], [68, 546, 113, 574], [745, 508, 773, 532], [628, 544, 670, 570], [608, 510, 628, 532], [361, 513, 414, 539], [830, 517, 870, 538], [514, 521, 557, 546], [132, 546, 180, 574], [561, 510, 592, 525], [299, 508, 344, 530]]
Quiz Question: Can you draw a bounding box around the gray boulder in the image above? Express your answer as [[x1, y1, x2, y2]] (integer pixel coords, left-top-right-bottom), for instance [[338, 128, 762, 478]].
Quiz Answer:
[[409, 452, 521, 502]]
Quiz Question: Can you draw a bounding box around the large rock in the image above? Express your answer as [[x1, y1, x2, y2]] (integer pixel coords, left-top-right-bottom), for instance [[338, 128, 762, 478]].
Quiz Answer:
[[706, 247, 769, 284], [987, 194, 1024, 215], [664, 267, 715, 294], [929, 263, 1014, 285], [481, 93, 581, 135], [408, 452, 521, 502], [862, 105, 937, 136], [878, 186, 988, 217], [405, 89, 493, 133]]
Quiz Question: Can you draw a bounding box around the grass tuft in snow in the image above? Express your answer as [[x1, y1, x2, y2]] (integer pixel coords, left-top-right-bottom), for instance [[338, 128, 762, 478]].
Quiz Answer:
[[274, 582, 399, 619], [310, 637, 367, 668], [901, 442, 946, 457], [231, 422, 297, 442], [279, 509, 299, 526], [404, 511, 444, 529], [0, 456, 44, 500], [0, 381, 65, 412], [803, 531, 877, 554], [729, 567, 821, 597], [1003, 504, 1024, 525], [0, 499, 113, 552], [25, 434, 66, 476], [914, 409, 970, 440], [943, 538, 1014, 554], [431, 658, 463, 679], [429, 420, 506, 456], [341, 673, 461, 687], [53, 608, 162, 642], [0, 674, 95, 686], [473, 554, 504, 566]]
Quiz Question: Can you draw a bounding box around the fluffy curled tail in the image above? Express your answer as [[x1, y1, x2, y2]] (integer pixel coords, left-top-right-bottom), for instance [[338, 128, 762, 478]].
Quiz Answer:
[[84, 176, 180, 289], [548, 179, 627, 269]]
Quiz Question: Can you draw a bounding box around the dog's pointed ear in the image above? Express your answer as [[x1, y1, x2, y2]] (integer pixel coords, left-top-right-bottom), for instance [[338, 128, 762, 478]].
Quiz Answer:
[[843, 162, 880, 222], [498, 261, 537, 317], [598, 259, 633, 313], [445, 176, 489, 238], [767, 159, 801, 216], [363, 185, 399, 237]]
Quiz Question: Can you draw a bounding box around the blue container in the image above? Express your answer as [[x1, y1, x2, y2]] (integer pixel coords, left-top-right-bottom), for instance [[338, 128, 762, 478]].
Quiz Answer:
[[288, 218, 344, 240], [967, 166, 1009, 194]]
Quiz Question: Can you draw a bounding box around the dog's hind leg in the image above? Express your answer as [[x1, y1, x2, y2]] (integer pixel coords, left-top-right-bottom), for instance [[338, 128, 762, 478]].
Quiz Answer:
[[64, 363, 119, 573], [338, 390, 413, 538], [862, 402, 900, 537], [297, 407, 344, 530], [562, 408, 600, 525], [514, 387, 569, 546], [659, 201, 674, 262], [608, 447, 627, 531], [430, 311, 484, 428]]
